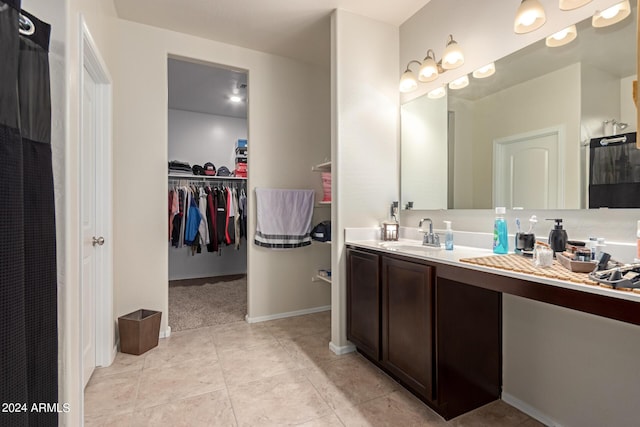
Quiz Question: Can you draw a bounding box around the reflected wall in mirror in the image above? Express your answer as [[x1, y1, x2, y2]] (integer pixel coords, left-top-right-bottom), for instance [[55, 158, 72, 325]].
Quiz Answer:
[[401, 0, 637, 210]]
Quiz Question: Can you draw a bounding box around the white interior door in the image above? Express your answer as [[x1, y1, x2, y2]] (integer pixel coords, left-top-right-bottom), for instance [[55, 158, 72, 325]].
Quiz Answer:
[[82, 66, 98, 387], [494, 127, 563, 209]]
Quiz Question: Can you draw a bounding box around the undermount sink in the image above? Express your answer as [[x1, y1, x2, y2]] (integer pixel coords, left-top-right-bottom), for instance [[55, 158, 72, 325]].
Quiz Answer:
[[378, 241, 442, 251]]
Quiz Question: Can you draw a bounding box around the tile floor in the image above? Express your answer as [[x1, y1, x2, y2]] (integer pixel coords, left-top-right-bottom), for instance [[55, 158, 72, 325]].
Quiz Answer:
[[85, 311, 544, 426]]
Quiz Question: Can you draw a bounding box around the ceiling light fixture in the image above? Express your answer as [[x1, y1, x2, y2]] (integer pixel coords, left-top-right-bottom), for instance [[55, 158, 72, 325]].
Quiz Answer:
[[559, 0, 592, 10], [514, 0, 547, 34], [427, 86, 447, 99], [546, 25, 577, 47], [448, 75, 469, 90], [229, 95, 243, 103], [399, 35, 465, 93], [592, 0, 631, 28], [472, 63, 496, 79]]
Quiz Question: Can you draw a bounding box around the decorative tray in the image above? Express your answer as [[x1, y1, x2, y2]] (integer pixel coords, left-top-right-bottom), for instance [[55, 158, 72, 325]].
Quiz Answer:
[[555, 252, 598, 273]]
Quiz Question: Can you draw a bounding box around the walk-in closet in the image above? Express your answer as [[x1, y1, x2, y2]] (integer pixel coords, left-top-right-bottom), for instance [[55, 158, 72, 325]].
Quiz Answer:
[[167, 58, 248, 332]]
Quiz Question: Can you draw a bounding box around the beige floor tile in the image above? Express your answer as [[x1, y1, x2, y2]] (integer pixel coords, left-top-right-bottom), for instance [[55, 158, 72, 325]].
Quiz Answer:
[[84, 371, 140, 417], [129, 389, 237, 426], [305, 354, 399, 412], [520, 418, 547, 427], [92, 352, 145, 379], [228, 370, 331, 426], [449, 400, 530, 427], [218, 341, 302, 387], [211, 320, 278, 352], [279, 330, 348, 369], [335, 388, 446, 427], [85, 412, 133, 427], [143, 327, 218, 369], [265, 313, 329, 340], [135, 360, 226, 410], [296, 413, 345, 426]]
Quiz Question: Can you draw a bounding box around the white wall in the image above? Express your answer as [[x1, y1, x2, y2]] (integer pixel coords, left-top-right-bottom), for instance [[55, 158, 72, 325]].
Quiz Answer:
[[168, 108, 247, 170], [111, 18, 331, 332], [400, 1, 640, 425], [620, 74, 638, 133], [331, 10, 399, 349]]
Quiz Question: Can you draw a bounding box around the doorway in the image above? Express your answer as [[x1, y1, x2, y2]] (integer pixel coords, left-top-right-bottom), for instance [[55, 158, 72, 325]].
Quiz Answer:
[[79, 18, 114, 388], [167, 57, 249, 332]]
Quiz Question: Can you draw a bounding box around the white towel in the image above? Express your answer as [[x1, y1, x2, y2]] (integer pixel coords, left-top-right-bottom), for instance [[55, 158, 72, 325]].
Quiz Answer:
[[255, 188, 315, 249]]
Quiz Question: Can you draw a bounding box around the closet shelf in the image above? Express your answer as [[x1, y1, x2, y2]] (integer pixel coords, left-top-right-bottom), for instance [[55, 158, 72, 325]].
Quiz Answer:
[[311, 161, 331, 172], [316, 201, 331, 206], [168, 174, 247, 181], [314, 275, 332, 284]]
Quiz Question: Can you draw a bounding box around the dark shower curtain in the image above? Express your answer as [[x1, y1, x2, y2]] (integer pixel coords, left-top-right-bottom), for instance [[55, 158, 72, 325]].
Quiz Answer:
[[0, 1, 58, 426]]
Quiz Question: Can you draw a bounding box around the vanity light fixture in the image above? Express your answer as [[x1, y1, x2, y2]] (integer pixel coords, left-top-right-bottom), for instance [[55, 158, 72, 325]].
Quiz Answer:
[[559, 0, 592, 10], [514, 0, 547, 34], [472, 63, 496, 79], [592, 0, 631, 28], [441, 35, 465, 69], [427, 86, 447, 99], [545, 25, 577, 47], [399, 35, 464, 92], [399, 60, 421, 93], [448, 75, 469, 90], [418, 49, 439, 82]]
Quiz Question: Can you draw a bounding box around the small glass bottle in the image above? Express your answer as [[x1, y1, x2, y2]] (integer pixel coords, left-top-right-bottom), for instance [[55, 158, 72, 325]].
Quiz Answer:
[[444, 221, 453, 250], [493, 207, 509, 254]]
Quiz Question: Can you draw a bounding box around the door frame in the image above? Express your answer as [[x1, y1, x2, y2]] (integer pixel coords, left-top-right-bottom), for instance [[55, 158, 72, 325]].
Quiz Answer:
[[79, 15, 114, 377], [493, 125, 565, 209]]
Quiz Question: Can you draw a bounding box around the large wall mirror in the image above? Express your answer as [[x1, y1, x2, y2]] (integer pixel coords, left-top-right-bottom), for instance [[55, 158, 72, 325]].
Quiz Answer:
[[401, 0, 638, 210]]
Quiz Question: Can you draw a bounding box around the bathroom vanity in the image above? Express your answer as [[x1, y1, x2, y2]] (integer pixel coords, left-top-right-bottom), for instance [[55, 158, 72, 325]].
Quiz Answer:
[[346, 241, 640, 420]]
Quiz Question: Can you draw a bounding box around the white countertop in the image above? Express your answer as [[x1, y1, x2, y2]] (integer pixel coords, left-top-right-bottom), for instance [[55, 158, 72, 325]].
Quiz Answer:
[[346, 238, 640, 303]]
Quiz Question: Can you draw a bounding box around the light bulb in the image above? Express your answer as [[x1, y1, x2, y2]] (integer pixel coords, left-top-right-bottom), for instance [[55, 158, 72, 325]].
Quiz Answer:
[[399, 70, 418, 93]]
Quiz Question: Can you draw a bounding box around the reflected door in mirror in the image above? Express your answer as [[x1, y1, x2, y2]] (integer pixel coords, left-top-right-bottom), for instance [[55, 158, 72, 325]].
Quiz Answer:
[[493, 127, 562, 209]]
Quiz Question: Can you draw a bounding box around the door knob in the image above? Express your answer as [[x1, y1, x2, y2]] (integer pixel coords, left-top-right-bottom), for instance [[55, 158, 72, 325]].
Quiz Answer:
[[92, 236, 105, 247]]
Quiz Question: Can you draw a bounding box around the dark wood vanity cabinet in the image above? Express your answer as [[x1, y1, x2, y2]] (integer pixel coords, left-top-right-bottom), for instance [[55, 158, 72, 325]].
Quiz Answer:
[[346, 248, 381, 360], [381, 256, 435, 401], [346, 246, 502, 420]]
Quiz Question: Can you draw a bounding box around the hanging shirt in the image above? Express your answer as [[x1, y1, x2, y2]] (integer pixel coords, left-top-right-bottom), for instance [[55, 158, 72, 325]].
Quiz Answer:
[[233, 187, 241, 250], [198, 187, 210, 245], [184, 196, 202, 246], [215, 188, 228, 247]]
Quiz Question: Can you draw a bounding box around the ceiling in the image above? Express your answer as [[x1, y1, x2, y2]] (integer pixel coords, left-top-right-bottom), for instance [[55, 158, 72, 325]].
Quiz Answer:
[[168, 59, 248, 118], [114, 0, 432, 68]]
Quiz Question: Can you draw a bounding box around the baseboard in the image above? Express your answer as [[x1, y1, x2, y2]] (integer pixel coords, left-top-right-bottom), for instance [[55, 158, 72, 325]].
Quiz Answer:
[[245, 305, 331, 323], [502, 392, 562, 427], [160, 325, 172, 338], [329, 341, 356, 355]]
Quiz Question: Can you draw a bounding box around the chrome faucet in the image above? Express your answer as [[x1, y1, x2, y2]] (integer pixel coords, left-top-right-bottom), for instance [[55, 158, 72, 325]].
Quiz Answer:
[[418, 218, 440, 247]]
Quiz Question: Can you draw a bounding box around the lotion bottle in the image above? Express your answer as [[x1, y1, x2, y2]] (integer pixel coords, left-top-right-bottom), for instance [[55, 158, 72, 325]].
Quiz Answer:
[[444, 221, 454, 250]]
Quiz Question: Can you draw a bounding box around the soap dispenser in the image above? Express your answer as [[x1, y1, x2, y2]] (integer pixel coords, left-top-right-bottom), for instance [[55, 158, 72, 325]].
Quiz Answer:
[[547, 218, 568, 256]]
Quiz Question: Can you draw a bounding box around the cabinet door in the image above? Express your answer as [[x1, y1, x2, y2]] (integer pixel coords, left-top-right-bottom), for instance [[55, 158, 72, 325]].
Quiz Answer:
[[347, 249, 380, 360], [382, 256, 434, 401]]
